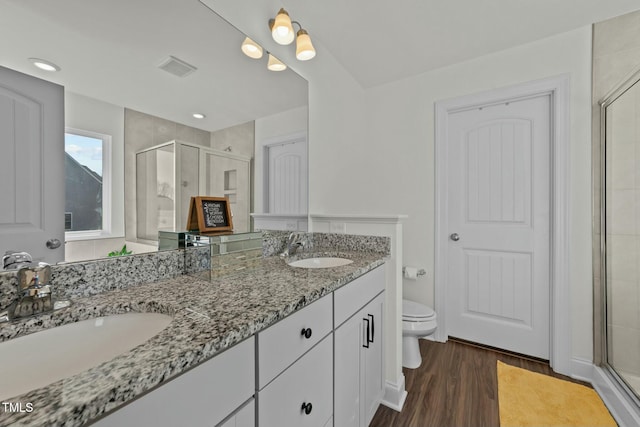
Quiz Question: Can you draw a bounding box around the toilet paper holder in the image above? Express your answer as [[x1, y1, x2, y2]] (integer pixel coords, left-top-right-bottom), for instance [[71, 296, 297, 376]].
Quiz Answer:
[[402, 266, 426, 278]]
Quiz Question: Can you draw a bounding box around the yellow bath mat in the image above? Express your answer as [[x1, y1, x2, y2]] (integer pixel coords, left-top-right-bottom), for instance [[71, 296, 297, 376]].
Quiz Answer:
[[497, 361, 617, 427]]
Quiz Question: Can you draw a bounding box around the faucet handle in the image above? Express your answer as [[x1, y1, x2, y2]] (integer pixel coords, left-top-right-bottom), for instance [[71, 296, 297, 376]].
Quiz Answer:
[[2, 251, 33, 270]]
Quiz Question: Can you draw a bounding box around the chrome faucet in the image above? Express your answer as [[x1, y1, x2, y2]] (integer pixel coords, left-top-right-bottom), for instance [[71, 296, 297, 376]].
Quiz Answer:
[[0, 251, 67, 323], [2, 251, 34, 270], [280, 232, 307, 257]]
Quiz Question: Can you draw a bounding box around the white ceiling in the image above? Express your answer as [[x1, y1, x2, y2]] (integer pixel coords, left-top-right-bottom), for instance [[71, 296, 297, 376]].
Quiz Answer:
[[281, 0, 640, 88], [2, 0, 639, 129], [0, 0, 308, 132]]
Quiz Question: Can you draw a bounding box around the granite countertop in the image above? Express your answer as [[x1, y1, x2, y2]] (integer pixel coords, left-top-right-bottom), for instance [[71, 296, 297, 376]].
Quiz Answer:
[[0, 251, 386, 427]]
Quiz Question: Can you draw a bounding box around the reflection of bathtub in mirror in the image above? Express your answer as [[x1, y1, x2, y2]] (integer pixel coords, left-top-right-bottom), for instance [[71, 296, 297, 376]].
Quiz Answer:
[[135, 140, 251, 243]]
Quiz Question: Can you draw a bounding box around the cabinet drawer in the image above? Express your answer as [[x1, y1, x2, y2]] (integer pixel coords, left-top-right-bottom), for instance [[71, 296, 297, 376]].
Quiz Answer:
[[93, 336, 255, 427], [258, 334, 333, 427], [334, 264, 385, 327], [258, 294, 332, 388], [218, 398, 255, 427]]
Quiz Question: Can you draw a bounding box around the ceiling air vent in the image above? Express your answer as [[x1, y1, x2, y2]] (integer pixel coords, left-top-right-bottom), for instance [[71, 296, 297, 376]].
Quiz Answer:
[[157, 55, 197, 78]]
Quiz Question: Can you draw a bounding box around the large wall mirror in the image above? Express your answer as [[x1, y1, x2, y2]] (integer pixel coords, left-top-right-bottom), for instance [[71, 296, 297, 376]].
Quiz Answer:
[[0, 0, 308, 263], [600, 69, 640, 400]]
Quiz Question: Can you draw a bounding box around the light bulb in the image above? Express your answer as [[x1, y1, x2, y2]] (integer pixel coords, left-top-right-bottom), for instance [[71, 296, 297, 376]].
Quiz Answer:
[[271, 8, 294, 45], [295, 30, 316, 61], [267, 54, 287, 71], [29, 58, 60, 72], [241, 37, 263, 59]]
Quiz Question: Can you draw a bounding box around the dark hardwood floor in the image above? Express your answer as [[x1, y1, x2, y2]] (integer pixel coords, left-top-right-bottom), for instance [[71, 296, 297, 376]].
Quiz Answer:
[[370, 338, 590, 427]]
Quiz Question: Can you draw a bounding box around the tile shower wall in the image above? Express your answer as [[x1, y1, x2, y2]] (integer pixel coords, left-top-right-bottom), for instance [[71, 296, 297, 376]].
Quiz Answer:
[[210, 121, 255, 158], [124, 109, 211, 242], [593, 10, 640, 375]]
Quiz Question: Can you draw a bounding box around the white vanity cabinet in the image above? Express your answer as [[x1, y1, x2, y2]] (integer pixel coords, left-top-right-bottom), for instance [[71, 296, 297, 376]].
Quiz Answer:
[[90, 264, 386, 427], [334, 265, 386, 427], [218, 399, 255, 427], [258, 334, 333, 427], [257, 294, 333, 388], [257, 294, 334, 427], [93, 336, 255, 427]]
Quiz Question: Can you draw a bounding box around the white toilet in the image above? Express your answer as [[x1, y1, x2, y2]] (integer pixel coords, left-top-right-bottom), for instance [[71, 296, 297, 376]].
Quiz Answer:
[[402, 299, 437, 369]]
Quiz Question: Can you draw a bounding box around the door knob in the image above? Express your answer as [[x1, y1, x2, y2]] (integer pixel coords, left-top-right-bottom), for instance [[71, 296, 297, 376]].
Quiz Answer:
[[450, 233, 460, 242], [46, 238, 62, 249]]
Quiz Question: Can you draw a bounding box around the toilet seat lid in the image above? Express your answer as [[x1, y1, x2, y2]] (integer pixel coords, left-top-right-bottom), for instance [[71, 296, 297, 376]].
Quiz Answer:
[[402, 299, 435, 320]]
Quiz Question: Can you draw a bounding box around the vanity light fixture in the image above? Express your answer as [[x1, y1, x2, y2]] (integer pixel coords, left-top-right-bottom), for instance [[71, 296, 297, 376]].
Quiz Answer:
[[192, 113, 206, 119], [241, 37, 263, 59], [268, 9, 316, 61], [239, 37, 287, 72], [29, 58, 60, 72]]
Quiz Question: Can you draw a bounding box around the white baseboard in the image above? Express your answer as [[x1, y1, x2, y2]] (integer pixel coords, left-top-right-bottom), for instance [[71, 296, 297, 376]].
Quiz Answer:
[[566, 358, 640, 427], [592, 366, 640, 427], [569, 357, 594, 383], [381, 375, 408, 412]]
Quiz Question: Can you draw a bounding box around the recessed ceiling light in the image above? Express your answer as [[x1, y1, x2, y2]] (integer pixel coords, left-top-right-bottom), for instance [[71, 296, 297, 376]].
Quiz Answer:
[[193, 113, 206, 119], [29, 58, 60, 72]]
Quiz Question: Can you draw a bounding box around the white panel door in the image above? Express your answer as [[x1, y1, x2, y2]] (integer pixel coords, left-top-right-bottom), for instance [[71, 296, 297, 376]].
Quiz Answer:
[[267, 140, 308, 214], [447, 95, 550, 359], [0, 66, 64, 264]]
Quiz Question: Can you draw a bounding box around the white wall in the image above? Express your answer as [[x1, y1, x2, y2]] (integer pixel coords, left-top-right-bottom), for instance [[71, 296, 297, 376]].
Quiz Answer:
[[363, 26, 594, 362], [206, 0, 593, 385]]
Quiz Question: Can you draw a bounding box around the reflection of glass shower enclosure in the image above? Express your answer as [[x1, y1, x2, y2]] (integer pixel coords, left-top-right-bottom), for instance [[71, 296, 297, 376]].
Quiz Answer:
[[136, 140, 250, 241], [601, 73, 640, 401]]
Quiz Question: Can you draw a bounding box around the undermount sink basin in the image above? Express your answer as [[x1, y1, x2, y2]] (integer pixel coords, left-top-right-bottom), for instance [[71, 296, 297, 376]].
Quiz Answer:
[[0, 312, 172, 400], [288, 257, 353, 269]]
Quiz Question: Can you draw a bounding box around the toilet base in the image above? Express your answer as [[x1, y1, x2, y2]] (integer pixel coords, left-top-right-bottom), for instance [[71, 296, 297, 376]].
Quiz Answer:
[[402, 336, 422, 369]]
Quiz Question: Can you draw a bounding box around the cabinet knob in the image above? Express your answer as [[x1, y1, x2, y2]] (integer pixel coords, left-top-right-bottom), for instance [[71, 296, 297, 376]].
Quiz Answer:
[[301, 402, 313, 415], [301, 328, 312, 339]]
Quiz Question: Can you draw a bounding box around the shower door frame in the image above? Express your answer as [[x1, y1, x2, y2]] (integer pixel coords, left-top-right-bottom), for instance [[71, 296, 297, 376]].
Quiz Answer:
[[595, 67, 640, 426]]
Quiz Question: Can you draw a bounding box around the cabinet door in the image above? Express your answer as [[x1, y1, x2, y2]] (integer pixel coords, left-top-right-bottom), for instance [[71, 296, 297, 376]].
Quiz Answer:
[[362, 294, 385, 426], [218, 398, 255, 427], [259, 334, 333, 427], [334, 314, 363, 427], [334, 291, 385, 427]]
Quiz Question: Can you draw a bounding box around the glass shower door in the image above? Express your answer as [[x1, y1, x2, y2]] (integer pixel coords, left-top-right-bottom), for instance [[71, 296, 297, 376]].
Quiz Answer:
[[202, 151, 250, 233], [604, 77, 640, 398], [136, 143, 175, 241]]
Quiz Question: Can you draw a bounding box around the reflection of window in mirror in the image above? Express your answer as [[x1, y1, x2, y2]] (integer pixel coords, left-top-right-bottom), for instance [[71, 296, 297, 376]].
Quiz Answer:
[[64, 128, 112, 239]]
